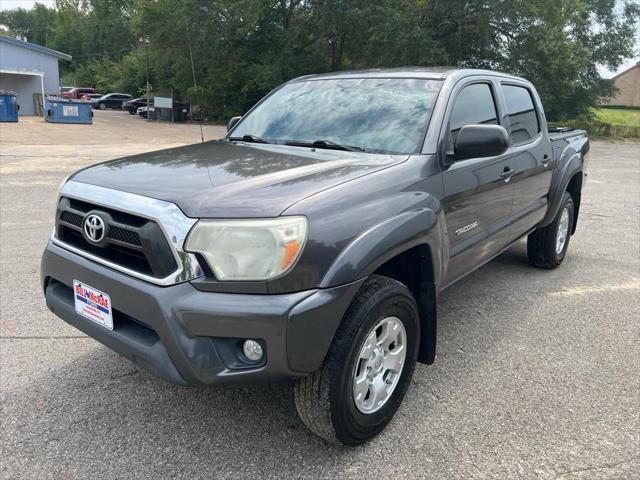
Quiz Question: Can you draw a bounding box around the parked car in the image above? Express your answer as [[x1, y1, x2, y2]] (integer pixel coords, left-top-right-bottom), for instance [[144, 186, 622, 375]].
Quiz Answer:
[[63, 87, 96, 99], [42, 68, 589, 445], [137, 102, 189, 121], [80, 93, 102, 102], [172, 101, 190, 121], [122, 97, 151, 114], [91, 93, 132, 110]]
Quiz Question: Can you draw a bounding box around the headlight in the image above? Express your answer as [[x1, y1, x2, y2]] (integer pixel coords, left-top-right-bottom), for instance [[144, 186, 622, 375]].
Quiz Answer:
[[185, 217, 308, 281]]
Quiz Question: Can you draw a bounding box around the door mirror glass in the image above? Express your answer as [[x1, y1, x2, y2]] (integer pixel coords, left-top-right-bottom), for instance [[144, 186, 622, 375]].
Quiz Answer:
[[454, 124, 510, 160], [227, 116, 242, 132]]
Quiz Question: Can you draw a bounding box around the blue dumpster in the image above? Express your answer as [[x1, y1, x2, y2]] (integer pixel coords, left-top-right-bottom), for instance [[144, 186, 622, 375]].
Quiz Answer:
[[0, 92, 19, 122], [45, 97, 93, 124]]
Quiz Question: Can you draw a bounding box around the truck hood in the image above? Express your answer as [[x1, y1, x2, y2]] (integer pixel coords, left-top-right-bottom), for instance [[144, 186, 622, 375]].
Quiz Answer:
[[70, 141, 407, 218]]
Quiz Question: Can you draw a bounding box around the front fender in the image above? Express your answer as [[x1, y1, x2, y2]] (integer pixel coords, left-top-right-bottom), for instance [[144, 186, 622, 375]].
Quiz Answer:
[[319, 207, 445, 289]]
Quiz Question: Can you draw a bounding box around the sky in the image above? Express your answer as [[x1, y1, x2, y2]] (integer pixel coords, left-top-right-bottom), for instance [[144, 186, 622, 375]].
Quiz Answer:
[[0, 0, 55, 10], [599, 57, 639, 78], [0, 0, 637, 78]]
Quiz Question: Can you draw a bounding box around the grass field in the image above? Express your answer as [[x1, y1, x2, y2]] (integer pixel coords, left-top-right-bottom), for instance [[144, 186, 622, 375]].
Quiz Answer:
[[561, 107, 640, 138], [594, 108, 640, 127]]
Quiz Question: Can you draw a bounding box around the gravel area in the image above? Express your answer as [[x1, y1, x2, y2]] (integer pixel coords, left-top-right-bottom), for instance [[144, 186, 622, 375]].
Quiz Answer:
[[1, 113, 638, 479]]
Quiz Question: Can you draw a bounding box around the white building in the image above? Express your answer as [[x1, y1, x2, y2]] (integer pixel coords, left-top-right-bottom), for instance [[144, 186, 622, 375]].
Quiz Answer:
[[0, 34, 72, 115]]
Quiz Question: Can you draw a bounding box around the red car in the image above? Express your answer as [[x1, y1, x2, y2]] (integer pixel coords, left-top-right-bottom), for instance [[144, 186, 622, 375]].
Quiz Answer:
[[62, 87, 96, 99]]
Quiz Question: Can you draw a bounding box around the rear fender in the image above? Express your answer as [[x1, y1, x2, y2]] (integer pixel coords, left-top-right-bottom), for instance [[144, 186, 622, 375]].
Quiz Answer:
[[541, 137, 588, 227]]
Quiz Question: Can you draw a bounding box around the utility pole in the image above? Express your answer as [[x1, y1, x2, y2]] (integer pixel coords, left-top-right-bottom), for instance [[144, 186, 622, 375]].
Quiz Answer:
[[185, 20, 204, 142], [141, 37, 150, 122]]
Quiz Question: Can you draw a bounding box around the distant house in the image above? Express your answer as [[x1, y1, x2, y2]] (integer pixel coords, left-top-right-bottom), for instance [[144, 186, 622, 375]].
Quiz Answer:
[[602, 62, 640, 108], [0, 34, 72, 115]]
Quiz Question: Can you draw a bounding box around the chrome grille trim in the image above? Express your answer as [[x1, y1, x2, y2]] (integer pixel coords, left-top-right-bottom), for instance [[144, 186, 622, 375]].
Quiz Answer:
[[52, 180, 203, 286]]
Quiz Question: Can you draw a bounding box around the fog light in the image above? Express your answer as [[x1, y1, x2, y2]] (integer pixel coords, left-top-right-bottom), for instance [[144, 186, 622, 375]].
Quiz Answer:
[[242, 340, 264, 362]]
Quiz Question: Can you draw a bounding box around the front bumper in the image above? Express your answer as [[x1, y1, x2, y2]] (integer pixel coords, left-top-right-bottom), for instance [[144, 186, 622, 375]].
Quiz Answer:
[[41, 242, 363, 385]]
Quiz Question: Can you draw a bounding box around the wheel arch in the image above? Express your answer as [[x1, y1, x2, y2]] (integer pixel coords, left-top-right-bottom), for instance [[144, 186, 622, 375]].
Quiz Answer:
[[542, 134, 588, 229], [372, 244, 438, 365], [319, 208, 445, 289], [541, 162, 583, 229], [566, 171, 583, 234]]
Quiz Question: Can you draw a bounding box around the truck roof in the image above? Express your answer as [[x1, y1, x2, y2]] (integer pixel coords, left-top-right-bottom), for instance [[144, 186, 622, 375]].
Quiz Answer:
[[294, 67, 527, 83]]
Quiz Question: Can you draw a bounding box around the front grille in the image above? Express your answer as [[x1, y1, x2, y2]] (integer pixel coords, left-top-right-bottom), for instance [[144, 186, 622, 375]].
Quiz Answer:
[[107, 225, 142, 247], [55, 196, 178, 279], [60, 210, 83, 228]]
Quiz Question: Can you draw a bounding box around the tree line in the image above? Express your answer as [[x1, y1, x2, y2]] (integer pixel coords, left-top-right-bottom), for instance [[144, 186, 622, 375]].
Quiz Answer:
[[1, 0, 638, 121]]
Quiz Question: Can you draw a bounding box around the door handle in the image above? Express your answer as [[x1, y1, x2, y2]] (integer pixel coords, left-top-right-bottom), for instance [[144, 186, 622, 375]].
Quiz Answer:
[[500, 168, 515, 182], [542, 154, 551, 167]]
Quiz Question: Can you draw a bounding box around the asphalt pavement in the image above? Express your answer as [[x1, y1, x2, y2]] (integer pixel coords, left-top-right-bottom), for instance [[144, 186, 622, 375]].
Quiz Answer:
[[1, 112, 638, 479]]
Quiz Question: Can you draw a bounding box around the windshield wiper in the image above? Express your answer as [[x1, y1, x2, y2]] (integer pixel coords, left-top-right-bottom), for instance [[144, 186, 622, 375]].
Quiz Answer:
[[285, 139, 366, 152], [313, 139, 366, 152], [229, 134, 270, 144]]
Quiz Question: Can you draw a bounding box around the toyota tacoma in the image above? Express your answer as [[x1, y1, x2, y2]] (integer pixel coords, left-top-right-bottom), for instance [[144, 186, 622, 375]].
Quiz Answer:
[[41, 68, 589, 445]]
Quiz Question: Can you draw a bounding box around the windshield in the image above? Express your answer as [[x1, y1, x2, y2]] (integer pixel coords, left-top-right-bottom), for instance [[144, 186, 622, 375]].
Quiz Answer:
[[230, 78, 442, 154]]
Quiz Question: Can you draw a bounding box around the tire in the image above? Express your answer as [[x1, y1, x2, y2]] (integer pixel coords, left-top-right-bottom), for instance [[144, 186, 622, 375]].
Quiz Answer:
[[527, 191, 575, 269], [294, 275, 420, 445], [99, 103, 106, 110]]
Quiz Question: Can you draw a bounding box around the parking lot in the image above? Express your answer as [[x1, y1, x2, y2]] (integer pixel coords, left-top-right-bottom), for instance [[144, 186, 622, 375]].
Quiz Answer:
[[1, 111, 638, 479]]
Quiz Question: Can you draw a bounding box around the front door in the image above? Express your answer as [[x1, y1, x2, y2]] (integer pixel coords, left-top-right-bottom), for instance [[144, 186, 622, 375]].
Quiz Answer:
[[441, 81, 516, 286]]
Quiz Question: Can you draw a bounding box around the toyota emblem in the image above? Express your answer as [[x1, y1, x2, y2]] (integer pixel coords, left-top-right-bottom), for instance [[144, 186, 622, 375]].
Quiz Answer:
[[83, 214, 106, 243]]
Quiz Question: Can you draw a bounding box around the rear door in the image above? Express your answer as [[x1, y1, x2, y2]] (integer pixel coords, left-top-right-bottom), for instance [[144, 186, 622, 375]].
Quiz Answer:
[[499, 82, 553, 236], [440, 79, 516, 286]]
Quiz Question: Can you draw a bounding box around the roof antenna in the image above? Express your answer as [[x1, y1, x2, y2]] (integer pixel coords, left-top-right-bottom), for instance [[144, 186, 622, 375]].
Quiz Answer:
[[185, 20, 204, 143]]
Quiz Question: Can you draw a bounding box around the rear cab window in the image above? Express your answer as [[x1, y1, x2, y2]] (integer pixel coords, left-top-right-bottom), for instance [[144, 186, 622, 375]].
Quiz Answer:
[[502, 84, 540, 144]]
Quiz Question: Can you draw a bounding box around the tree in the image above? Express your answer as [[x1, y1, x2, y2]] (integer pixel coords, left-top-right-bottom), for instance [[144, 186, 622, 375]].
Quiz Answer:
[[1, 0, 637, 120], [0, 3, 57, 46], [423, 0, 640, 119]]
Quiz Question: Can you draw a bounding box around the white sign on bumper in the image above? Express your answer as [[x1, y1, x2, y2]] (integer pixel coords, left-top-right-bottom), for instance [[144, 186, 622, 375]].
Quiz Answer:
[[73, 280, 113, 330]]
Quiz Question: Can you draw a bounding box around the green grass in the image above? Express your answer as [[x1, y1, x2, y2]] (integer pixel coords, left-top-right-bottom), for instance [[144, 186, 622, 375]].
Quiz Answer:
[[594, 108, 640, 127], [555, 107, 640, 139]]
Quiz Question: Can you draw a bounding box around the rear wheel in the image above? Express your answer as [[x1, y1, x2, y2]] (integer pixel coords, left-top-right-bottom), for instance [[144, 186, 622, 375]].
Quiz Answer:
[[294, 275, 420, 445], [527, 191, 575, 269]]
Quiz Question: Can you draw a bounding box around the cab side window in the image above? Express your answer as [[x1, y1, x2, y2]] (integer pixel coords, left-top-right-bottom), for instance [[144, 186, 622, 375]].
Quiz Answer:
[[502, 85, 540, 144], [450, 83, 498, 143]]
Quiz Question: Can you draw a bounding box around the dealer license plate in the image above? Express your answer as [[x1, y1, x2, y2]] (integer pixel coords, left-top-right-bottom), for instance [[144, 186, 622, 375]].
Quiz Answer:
[[73, 280, 113, 330]]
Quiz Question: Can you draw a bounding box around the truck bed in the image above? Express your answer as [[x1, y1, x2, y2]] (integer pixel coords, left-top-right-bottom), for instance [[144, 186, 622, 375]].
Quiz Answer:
[[548, 126, 588, 142]]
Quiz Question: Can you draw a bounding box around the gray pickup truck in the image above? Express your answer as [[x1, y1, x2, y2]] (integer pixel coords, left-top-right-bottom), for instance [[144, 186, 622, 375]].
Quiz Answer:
[[41, 68, 589, 445]]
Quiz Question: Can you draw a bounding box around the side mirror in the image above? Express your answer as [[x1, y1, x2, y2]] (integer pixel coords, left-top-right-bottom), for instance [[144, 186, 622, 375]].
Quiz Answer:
[[454, 124, 510, 160], [227, 115, 242, 132]]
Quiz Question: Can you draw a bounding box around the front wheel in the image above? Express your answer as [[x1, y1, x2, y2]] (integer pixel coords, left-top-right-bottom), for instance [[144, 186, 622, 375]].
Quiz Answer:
[[99, 103, 107, 110], [294, 275, 420, 445], [527, 191, 575, 269]]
